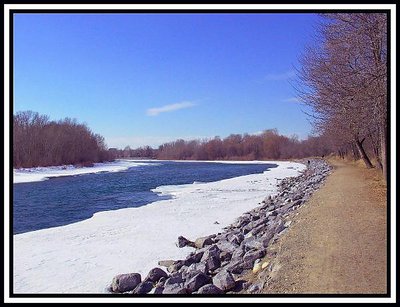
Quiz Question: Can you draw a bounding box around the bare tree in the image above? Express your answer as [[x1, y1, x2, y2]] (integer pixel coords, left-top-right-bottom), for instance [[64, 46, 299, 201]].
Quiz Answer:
[[297, 13, 387, 178], [13, 111, 112, 168]]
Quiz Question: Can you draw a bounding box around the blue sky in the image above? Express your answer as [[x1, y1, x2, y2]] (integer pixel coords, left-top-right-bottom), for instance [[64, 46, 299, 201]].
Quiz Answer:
[[14, 13, 320, 149]]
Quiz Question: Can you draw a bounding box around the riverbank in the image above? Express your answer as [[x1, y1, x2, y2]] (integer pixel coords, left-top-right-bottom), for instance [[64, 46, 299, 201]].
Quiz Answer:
[[243, 158, 387, 294], [108, 159, 332, 294]]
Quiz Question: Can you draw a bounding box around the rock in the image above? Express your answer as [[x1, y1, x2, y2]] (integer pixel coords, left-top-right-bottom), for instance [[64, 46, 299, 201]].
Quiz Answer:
[[242, 259, 258, 270], [202, 244, 221, 259], [284, 220, 292, 228], [185, 272, 211, 293], [220, 250, 232, 262], [144, 267, 168, 283], [242, 237, 263, 251], [181, 268, 201, 281], [167, 260, 185, 273], [252, 259, 262, 274], [242, 221, 256, 235], [217, 240, 239, 253], [111, 273, 141, 293], [225, 260, 244, 274], [162, 273, 188, 294], [243, 249, 265, 265], [154, 286, 164, 294], [196, 284, 224, 294], [177, 236, 195, 248], [231, 247, 245, 262], [213, 269, 236, 292], [251, 225, 267, 237], [274, 220, 285, 234], [195, 235, 215, 249], [203, 255, 220, 272], [187, 262, 208, 275], [162, 283, 188, 294], [261, 260, 270, 269], [156, 276, 167, 287], [261, 230, 275, 246], [201, 244, 221, 271], [227, 233, 244, 245], [133, 281, 153, 294], [247, 283, 261, 293], [158, 260, 175, 267], [184, 251, 204, 266], [164, 272, 184, 286]]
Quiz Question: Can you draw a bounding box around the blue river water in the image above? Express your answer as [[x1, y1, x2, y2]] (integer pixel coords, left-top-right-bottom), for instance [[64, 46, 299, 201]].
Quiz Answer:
[[13, 161, 277, 234]]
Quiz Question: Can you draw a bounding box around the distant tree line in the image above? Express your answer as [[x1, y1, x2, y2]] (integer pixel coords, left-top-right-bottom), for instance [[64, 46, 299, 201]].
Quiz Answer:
[[112, 129, 332, 161], [298, 13, 387, 180], [13, 111, 112, 168], [109, 146, 157, 160]]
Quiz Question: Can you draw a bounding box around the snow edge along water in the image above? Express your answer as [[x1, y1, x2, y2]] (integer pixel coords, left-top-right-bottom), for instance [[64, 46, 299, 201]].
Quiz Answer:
[[12, 159, 160, 184], [13, 161, 306, 293]]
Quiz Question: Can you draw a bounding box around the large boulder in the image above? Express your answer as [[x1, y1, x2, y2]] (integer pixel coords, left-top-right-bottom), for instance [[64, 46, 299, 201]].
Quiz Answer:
[[164, 272, 184, 286], [201, 245, 221, 272], [133, 281, 153, 294], [186, 262, 208, 275], [162, 283, 188, 294], [195, 235, 215, 249], [212, 269, 236, 292], [219, 250, 232, 262], [167, 260, 185, 273], [111, 273, 141, 293], [231, 246, 245, 262], [184, 251, 204, 266], [225, 260, 244, 274], [202, 244, 221, 259], [242, 237, 264, 251], [196, 284, 224, 294], [203, 255, 220, 272], [217, 240, 239, 254], [162, 274, 187, 294], [185, 272, 211, 293], [144, 267, 168, 283]]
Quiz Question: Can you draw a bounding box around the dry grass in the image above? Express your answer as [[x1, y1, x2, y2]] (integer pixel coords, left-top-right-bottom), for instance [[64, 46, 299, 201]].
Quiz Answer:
[[243, 158, 388, 294]]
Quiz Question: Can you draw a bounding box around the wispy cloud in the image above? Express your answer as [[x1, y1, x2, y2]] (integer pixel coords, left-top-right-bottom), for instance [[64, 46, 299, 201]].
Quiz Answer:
[[146, 101, 197, 116], [264, 70, 296, 81], [282, 97, 301, 103]]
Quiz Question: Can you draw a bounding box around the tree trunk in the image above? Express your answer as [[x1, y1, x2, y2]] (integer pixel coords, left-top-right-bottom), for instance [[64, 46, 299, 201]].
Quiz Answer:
[[355, 138, 373, 168], [368, 129, 382, 170], [352, 143, 360, 160], [380, 122, 387, 182]]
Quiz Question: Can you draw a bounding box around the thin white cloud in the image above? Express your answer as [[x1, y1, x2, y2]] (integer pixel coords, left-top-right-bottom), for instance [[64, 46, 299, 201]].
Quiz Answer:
[[146, 101, 197, 116], [282, 97, 301, 103], [264, 70, 296, 81]]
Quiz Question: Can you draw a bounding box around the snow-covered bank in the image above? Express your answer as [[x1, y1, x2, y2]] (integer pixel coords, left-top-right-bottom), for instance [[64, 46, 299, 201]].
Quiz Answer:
[[13, 160, 157, 184], [13, 161, 306, 293]]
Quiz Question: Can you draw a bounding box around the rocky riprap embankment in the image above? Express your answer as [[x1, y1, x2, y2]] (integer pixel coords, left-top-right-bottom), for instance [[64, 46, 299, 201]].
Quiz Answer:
[[108, 159, 332, 295]]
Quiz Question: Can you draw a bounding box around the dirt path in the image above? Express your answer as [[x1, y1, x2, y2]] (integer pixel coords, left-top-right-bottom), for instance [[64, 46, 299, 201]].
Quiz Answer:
[[256, 159, 387, 294]]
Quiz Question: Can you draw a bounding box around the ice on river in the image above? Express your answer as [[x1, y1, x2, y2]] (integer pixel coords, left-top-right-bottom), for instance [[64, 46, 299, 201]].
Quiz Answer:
[[13, 160, 156, 184], [13, 161, 305, 293]]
